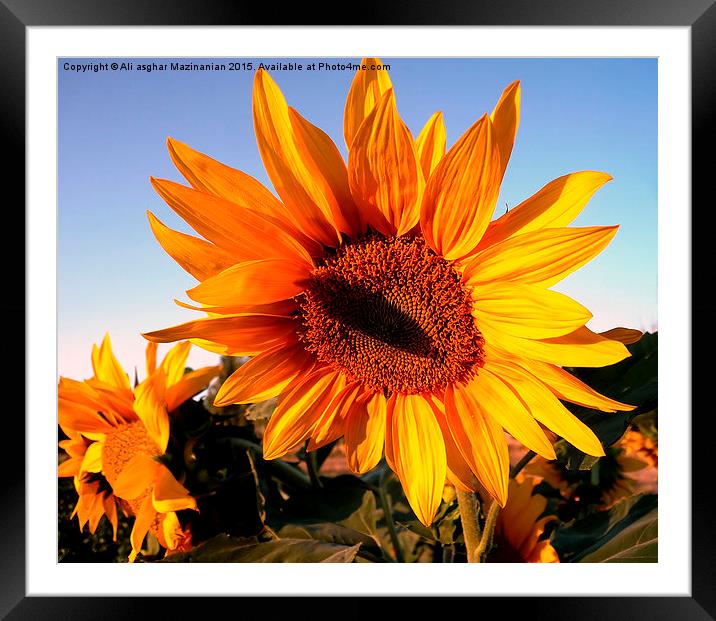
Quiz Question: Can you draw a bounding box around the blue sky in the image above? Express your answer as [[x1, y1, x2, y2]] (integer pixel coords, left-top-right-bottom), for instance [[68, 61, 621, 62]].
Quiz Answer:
[[58, 57, 657, 379]]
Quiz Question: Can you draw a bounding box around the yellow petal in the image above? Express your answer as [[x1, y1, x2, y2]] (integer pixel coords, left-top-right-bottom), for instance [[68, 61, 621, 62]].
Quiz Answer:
[[262, 369, 342, 459], [160, 511, 184, 551], [143, 314, 298, 357], [150, 178, 245, 255], [431, 397, 479, 493], [308, 381, 363, 450], [344, 391, 386, 474], [420, 115, 501, 260], [167, 136, 284, 213], [343, 57, 393, 149], [466, 367, 556, 459], [160, 341, 191, 387], [388, 393, 446, 526], [129, 495, 156, 563], [464, 225, 619, 288], [58, 457, 81, 477], [214, 342, 314, 406], [91, 334, 131, 391], [599, 327, 643, 344], [80, 380, 135, 424], [58, 377, 127, 427], [147, 211, 237, 281], [102, 493, 119, 541], [79, 441, 103, 474], [151, 177, 313, 264], [60, 434, 90, 457], [289, 106, 364, 237], [186, 258, 311, 308], [112, 454, 159, 500], [58, 398, 115, 436], [165, 365, 222, 412], [415, 111, 446, 179], [517, 358, 635, 412], [476, 171, 612, 250], [146, 342, 158, 376], [133, 370, 169, 452], [167, 137, 322, 257], [152, 464, 198, 513], [88, 492, 105, 533], [174, 298, 297, 318], [253, 69, 341, 247], [444, 383, 510, 506], [472, 283, 592, 339], [348, 89, 424, 236], [485, 326, 631, 368], [490, 80, 521, 184], [488, 360, 604, 456]]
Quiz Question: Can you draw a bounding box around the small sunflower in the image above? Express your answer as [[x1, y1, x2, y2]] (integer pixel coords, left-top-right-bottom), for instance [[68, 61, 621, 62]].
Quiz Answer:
[[58, 334, 220, 561], [491, 476, 559, 563], [524, 433, 653, 510], [144, 58, 636, 526]]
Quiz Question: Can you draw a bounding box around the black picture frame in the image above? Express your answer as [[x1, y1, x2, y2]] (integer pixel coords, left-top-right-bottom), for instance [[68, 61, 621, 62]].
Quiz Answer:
[[5, 0, 710, 618]]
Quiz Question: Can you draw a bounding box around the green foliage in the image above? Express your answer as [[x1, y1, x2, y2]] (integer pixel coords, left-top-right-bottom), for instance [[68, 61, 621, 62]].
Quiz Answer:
[[162, 534, 361, 563], [59, 334, 658, 563], [275, 488, 385, 562], [551, 493, 657, 562], [632, 409, 658, 442]]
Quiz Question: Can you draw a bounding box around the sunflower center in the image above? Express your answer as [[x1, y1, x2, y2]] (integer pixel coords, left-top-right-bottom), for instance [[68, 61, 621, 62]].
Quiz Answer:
[[101, 421, 161, 490], [298, 235, 485, 394]]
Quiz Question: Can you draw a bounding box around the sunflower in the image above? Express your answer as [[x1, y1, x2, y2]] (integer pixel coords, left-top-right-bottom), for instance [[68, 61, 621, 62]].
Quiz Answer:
[[523, 432, 653, 510], [620, 428, 658, 469], [491, 476, 559, 563], [144, 58, 637, 526], [58, 334, 220, 561]]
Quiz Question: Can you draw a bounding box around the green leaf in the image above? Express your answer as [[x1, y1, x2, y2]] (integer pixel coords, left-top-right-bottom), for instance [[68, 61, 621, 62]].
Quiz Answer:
[[341, 489, 381, 536], [551, 493, 657, 562], [436, 503, 460, 546], [580, 510, 657, 562], [277, 521, 383, 562], [270, 475, 393, 561], [632, 410, 658, 442], [314, 439, 339, 470], [277, 474, 371, 524], [162, 534, 361, 563]]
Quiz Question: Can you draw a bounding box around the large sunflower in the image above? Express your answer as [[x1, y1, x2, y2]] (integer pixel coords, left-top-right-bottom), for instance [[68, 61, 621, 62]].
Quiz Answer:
[[58, 334, 219, 561], [144, 58, 636, 526]]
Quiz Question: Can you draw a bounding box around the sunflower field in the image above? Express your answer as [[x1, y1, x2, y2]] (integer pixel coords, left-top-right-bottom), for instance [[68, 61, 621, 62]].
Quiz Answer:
[[58, 332, 657, 563]]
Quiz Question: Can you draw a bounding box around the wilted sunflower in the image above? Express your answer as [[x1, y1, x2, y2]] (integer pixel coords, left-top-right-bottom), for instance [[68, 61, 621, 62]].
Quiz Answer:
[[144, 58, 637, 526], [58, 335, 219, 561]]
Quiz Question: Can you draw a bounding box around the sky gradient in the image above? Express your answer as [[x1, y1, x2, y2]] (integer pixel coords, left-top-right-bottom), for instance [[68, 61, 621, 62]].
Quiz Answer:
[[58, 57, 657, 379]]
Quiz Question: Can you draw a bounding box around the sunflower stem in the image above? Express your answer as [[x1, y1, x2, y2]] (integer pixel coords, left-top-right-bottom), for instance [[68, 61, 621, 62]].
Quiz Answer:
[[475, 498, 501, 562], [457, 490, 482, 563], [510, 450, 536, 479], [222, 437, 312, 491], [373, 470, 405, 563], [304, 441, 323, 489], [442, 546, 455, 563]]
